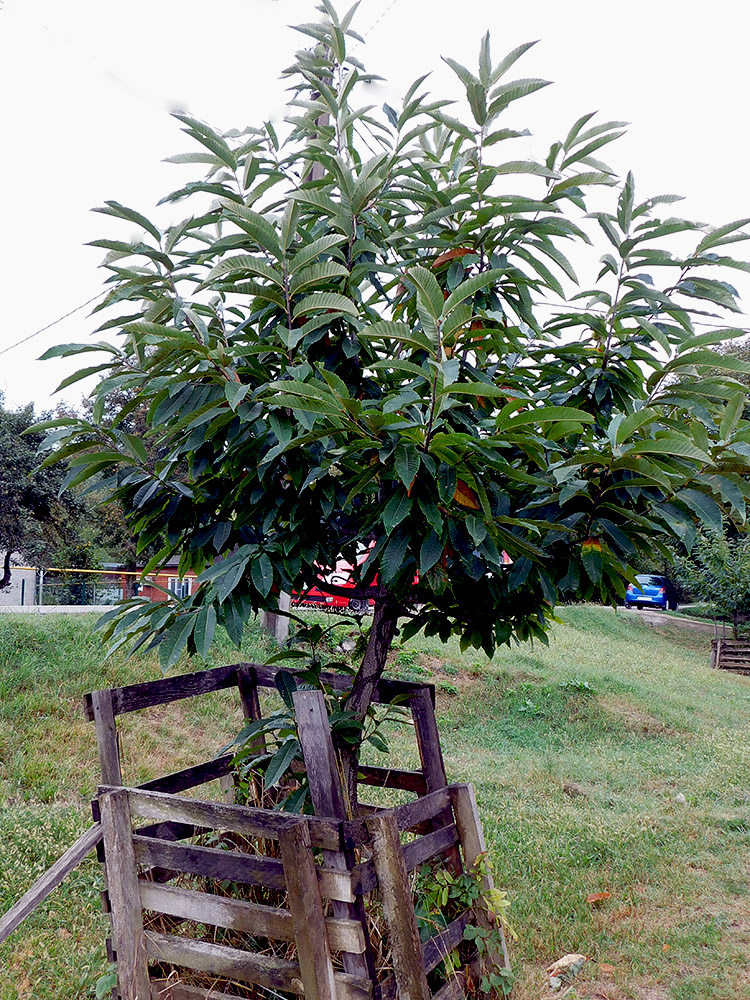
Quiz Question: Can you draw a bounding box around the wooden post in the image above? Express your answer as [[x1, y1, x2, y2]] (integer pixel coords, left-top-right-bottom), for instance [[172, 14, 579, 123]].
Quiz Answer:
[[365, 811, 430, 1000], [449, 783, 509, 969], [278, 819, 338, 1000], [99, 788, 151, 999], [293, 689, 375, 981], [411, 687, 461, 872], [261, 593, 291, 643], [91, 689, 122, 786]]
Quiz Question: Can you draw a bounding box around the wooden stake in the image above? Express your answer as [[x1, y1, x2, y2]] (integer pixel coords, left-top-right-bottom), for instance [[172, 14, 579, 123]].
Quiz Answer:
[[279, 819, 338, 1000], [99, 788, 151, 999], [365, 811, 430, 1000]]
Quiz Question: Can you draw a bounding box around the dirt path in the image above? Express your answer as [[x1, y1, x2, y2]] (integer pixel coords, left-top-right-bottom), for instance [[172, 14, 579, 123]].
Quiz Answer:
[[620, 607, 724, 634]]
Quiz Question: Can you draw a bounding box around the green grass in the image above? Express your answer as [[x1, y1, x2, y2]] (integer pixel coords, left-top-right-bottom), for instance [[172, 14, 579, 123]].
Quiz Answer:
[[1, 606, 749, 998]]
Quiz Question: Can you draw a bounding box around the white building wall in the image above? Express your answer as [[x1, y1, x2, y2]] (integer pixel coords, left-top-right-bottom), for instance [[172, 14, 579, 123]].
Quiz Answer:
[[0, 559, 36, 607]]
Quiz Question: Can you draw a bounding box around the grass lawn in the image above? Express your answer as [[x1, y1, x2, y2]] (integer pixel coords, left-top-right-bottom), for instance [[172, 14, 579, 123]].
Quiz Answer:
[[1, 606, 749, 999]]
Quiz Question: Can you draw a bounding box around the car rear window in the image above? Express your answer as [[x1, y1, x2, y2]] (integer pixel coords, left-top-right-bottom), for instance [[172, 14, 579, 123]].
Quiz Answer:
[[635, 575, 665, 586]]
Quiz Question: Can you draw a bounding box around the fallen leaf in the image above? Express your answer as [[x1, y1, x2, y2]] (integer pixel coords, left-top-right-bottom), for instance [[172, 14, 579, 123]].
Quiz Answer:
[[599, 962, 617, 974], [586, 891, 611, 905], [662, 943, 670, 952]]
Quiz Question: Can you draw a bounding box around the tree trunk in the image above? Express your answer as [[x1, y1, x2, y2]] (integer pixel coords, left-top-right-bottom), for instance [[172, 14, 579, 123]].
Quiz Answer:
[[0, 549, 13, 590], [337, 593, 401, 809]]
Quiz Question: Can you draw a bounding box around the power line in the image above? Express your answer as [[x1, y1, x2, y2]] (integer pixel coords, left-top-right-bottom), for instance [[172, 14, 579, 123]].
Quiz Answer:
[[0, 292, 107, 358], [362, 0, 402, 37]]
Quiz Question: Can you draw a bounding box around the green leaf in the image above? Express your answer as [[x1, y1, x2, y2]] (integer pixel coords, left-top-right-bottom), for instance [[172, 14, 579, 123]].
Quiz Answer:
[[380, 533, 410, 583], [395, 444, 419, 488], [159, 614, 196, 670], [93, 201, 161, 242], [275, 670, 298, 710], [206, 255, 283, 287], [406, 265, 445, 323], [251, 553, 274, 596], [193, 604, 217, 658], [288, 234, 348, 275], [420, 532, 444, 573], [675, 488, 723, 535], [265, 739, 300, 787], [442, 269, 505, 316], [383, 492, 411, 533], [720, 392, 745, 441], [293, 292, 359, 318], [627, 435, 711, 464]]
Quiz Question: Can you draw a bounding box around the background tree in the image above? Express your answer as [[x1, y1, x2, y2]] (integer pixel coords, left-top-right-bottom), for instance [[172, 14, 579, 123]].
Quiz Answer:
[[0, 396, 91, 587], [36, 3, 750, 798], [674, 530, 750, 637]]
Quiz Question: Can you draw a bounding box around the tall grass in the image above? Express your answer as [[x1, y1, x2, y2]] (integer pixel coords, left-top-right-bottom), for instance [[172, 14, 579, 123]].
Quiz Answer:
[[1, 607, 749, 998]]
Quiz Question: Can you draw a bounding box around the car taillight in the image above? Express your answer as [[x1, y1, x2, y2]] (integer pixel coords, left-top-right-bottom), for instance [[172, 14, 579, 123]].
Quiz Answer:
[[657, 587, 665, 595], [626, 584, 634, 592]]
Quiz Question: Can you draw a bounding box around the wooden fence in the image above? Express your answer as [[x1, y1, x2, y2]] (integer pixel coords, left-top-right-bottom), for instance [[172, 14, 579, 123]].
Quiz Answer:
[[710, 639, 750, 674], [98, 779, 495, 1000]]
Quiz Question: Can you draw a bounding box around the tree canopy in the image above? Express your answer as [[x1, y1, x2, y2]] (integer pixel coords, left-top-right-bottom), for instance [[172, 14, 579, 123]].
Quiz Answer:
[[35, 3, 750, 752], [0, 397, 90, 586]]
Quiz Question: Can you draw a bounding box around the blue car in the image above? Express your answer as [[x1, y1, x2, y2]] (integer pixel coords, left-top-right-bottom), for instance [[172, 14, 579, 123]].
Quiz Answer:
[[625, 574, 678, 611]]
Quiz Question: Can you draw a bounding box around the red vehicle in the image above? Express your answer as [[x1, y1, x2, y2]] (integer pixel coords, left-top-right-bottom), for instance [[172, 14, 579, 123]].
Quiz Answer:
[[293, 547, 375, 615], [293, 544, 512, 613]]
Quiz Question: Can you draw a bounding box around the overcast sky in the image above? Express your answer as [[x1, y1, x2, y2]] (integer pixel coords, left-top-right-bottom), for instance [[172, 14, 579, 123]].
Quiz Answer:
[[1, 0, 749, 413]]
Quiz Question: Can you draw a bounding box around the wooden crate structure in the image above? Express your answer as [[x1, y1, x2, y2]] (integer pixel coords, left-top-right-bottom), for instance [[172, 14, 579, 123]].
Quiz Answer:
[[86, 663, 506, 1000], [710, 638, 750, 674]]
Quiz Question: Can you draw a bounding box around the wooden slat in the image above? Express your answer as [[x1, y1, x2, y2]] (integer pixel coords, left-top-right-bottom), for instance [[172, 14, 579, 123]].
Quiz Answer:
[[132, 836, 354, 902], [356, 765, 427, 794], [422, 911, 473, 975], [343, 787, 451, 849], [279, 819, 338, 1000], [431, 972, 467, 1000], [121, 785, 342, 850], [293, 689, 375, 982], [100, 790, 151, 999], [365, 811, 430, 1000], [90, 688, 122, 785], [138, 755, 234, 795], [84, 663, 242, 720], [411, 687, 460, 873], [143, 932, 372, 1000], [140, 881, 366, 953], [0, 823, 102, 946], [449, 784, 509, 970], [150, 980, 239, 1000], [353, 824, 460, 895], [84, 662, 434, 721]]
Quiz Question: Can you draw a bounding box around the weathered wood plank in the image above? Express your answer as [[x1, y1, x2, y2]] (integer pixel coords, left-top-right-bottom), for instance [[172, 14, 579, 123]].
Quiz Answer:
[[422, 911, 473, 975], [365, 811, 431, 1000], [90, 689, 122, 785], [139, 881, 365, 953], [353, 824, 460, 895], [293, 689, 375, 982], [0, 823, 102, 947], [143, 932, 372, 1000], [138, 755, 234, 795], [279, 819, 338, 1000], [150, 980, 239, 1000], [121, 785, 341, 850], [84, 663, 434, 722], [449, 784, 509, 970], [343, 787, 451, 848], [132, 836, 354, 902], [84, 663, 242, 720], [431, 971, 466, 1000], [100, 790, 151, 1000], [356, 765, 427, 794], [411, 687, 460, 872]]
